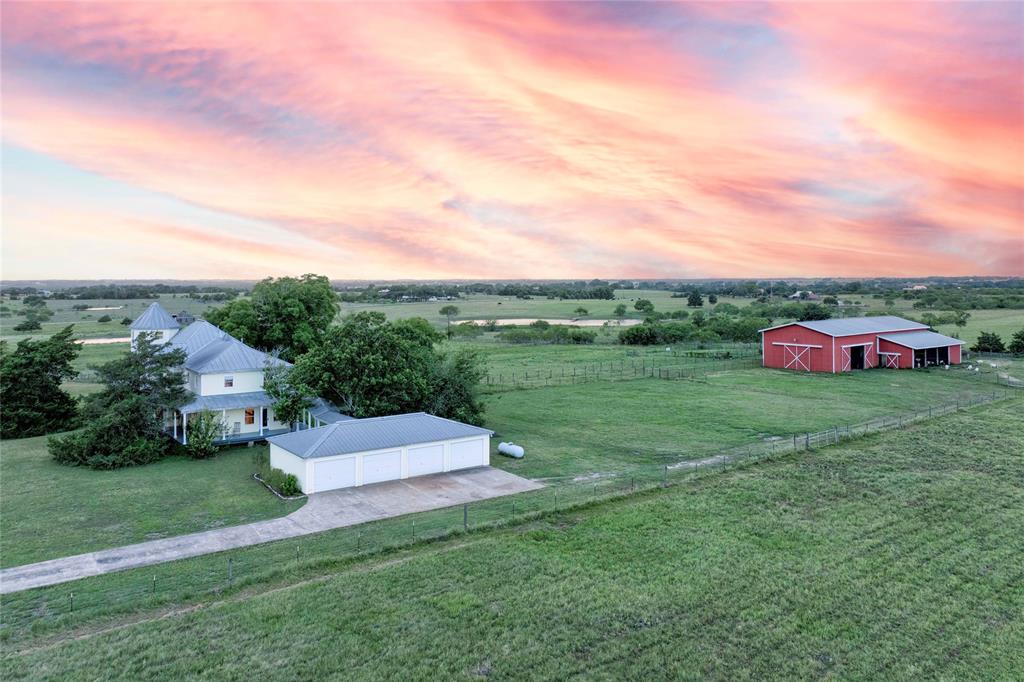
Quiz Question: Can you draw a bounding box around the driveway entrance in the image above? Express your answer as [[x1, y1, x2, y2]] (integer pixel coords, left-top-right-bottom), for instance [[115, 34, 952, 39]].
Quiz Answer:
[[0, 467, 542, 594]]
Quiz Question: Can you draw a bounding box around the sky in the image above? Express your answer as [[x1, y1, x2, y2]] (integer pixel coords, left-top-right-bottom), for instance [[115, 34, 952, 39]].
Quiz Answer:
[[2, 1, 1022, 281]]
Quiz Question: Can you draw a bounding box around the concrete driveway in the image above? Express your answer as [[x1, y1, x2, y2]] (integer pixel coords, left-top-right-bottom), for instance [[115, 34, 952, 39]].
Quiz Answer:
[[0, 467, 542, 595]]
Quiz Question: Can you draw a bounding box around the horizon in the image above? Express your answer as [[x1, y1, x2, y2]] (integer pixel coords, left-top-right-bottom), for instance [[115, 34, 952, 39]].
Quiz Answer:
[[3, 2, 1023, 280]]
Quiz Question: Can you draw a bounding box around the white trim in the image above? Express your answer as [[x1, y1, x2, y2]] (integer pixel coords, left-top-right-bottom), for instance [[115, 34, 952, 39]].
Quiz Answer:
[[880, 352, 900, 369], [839, 342, 874, 371], [758, 321, 928, 337], [777, 343, 814, 371], [771, 342, 823, 348], [831, 337, 835, 374]]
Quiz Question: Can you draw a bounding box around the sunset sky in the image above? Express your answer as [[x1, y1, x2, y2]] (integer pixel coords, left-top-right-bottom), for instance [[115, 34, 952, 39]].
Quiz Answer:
[[2, 2, 1022, 280]]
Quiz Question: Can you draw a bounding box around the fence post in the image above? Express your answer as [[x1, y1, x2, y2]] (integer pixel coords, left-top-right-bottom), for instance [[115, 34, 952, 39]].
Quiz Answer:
[[70, 593, 74, 613], [463, 504, 468, 531], [152, 575, 156, 594], [663, 465, 668, 486], [228, 558, 233, 582], [805, 433, 810, 450], [631, 476, 635, 492]]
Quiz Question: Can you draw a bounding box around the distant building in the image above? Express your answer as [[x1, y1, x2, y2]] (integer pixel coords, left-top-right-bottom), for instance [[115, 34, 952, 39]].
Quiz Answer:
[[788, 291, 820, 301], [173, 310, 195, 325], [760, 316, 964, 372]]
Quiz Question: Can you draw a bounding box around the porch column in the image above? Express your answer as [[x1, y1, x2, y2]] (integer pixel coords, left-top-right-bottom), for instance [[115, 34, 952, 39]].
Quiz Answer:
[[222, 409, 228, 439], [259, 406, 264, 436], [182, 411, 188, 446]]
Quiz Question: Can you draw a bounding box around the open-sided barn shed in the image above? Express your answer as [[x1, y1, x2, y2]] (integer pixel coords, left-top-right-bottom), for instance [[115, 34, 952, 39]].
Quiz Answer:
[[760, 316, 965, 373]]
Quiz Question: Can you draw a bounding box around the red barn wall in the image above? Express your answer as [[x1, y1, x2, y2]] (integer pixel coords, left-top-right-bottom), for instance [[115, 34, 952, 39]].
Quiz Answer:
[[877, 339, 913, 369], [832, 332, 882, 371], [950, 344, 962, 364], [762, 325, 835, 372]]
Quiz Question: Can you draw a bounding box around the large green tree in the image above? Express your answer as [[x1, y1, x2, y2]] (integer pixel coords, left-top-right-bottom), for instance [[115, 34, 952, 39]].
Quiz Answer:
[[1008, 329, 1024, 355], [206, 274, 338, 361], [290, 312, 434, 417], [0, 326, 80, 438], [49, 334, 189, 468], [283, 312, 485, 423]]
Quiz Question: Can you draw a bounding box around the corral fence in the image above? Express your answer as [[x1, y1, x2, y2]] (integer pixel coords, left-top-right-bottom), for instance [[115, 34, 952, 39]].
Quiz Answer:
[[484, 351, 761, 390], [5, 387, 1019, 637]]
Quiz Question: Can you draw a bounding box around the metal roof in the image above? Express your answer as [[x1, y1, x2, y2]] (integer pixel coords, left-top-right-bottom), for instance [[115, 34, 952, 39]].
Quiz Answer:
[[877, 330, 966, 350], [165, 320, 224, 356], [309, 398, 355, 424], [183, 337, 289, 373], [268, 412, 493, 459], [163, 319, 290, 374], [180, 390, 276, 414], [760, 315, 926, 337], [130, 302, 180, 330]]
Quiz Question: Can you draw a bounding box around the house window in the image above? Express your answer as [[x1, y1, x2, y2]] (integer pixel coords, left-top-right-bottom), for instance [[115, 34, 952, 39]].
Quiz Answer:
[[224, 376, 234, 388], [244, 408, 255, 425]]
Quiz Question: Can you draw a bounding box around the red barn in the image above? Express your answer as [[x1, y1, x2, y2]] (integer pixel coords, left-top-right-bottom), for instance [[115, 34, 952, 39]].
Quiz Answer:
[[760, 316, 965, 373]]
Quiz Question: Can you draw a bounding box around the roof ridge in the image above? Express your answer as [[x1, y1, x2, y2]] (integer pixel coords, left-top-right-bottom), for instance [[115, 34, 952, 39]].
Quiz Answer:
[[304, 421, 342, 457]]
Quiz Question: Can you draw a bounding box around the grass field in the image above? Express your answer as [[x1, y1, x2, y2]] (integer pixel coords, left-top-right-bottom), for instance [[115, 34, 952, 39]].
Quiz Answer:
[[0, 294, 222, 343], [2, 400, 1020, 680], [486, 367, 1006, 480], [0, 439, 301, 568]]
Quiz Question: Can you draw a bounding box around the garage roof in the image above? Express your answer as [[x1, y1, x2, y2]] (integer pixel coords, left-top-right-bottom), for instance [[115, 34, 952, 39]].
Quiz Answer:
[[877, 330, 966, 349], [760, 315, 926, 337], [268, 412, 494, 459]]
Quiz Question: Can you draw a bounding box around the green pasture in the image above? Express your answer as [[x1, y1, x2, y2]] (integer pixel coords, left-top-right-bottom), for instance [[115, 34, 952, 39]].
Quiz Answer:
[[2, 400, 1020, 680]]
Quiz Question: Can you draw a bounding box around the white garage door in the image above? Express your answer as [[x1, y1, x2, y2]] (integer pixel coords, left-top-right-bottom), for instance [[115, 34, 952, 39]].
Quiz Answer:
[[450, 438, 486, 470], [362, 450, 402, 485], [313, 457, 356, 492], [407, 444, 444, 477]]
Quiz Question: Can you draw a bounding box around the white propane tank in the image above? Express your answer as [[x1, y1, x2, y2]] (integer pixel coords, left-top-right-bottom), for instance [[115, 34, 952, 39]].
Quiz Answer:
[[498, 442, 525, 459]]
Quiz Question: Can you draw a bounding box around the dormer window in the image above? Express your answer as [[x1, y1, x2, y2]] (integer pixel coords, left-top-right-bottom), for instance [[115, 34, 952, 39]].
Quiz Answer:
[[224, 376, 234, 388]]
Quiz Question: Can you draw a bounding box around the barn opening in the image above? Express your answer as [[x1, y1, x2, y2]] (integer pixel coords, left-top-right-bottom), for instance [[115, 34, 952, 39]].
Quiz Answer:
[[914, 346, 949, 368], [849, 345, 865, 370]]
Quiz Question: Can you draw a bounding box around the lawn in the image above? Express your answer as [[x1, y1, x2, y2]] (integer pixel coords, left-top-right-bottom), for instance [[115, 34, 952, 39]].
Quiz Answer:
[[2, 400, 1020, 680], [0, 438, 302, 568], [485, 367, 1006, 480]]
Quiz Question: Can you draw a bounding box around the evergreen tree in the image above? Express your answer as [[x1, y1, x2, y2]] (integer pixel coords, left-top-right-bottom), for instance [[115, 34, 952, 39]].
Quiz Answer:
[[0, 326, 80, 438]]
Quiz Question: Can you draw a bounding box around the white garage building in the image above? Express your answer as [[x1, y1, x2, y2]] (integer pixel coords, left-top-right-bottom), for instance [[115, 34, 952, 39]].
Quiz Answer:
[[267, 412, 494, 494]]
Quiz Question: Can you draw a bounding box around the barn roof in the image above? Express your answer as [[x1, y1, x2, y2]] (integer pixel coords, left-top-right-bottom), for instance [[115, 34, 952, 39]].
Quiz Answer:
[[760, 315, 927, 337], [130, 302, 180, 330], [268, 412, 493, 459], [877, 330, 966, 349]]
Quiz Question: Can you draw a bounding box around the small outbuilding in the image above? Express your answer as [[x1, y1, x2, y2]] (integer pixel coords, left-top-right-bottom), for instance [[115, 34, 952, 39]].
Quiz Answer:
[[267, 412, 494, 494], [760, 315, 964, 373]]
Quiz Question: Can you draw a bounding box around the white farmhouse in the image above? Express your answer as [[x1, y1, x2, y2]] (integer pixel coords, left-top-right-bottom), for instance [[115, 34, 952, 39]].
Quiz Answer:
[[131, 301, 345, 445]]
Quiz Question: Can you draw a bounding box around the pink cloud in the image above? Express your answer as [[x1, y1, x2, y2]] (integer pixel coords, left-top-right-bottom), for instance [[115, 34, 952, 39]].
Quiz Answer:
[[2, 2, 1021, 279]]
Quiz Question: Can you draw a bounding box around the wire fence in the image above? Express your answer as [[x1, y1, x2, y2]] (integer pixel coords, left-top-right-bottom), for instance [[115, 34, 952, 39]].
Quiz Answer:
[[483, 352, 761, 389], [4, 386, 1020, 640]]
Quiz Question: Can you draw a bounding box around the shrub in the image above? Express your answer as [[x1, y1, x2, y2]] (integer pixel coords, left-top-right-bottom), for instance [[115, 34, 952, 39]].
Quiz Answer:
[[1009, 329, 1024, 355], [97, 314, 112, 323], [450, 321, 484, 338], [619, 324, 661, 345], [971, 331, 1006, 353], [13, 318, 41, 332], [253, 450, 302, 496], [186, 409, 223, 459]]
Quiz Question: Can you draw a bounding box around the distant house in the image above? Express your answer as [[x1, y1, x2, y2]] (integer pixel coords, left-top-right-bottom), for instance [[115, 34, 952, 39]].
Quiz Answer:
[[788, 290, 820, 301], [130, 302, 347, 445], [172, 310, 195, 325]]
